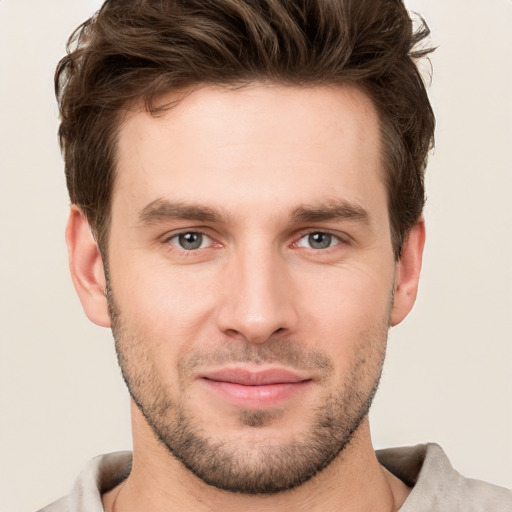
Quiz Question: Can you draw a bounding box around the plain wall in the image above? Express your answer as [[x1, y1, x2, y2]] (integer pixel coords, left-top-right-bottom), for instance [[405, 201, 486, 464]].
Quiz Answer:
[[0, 1, 510, 511]]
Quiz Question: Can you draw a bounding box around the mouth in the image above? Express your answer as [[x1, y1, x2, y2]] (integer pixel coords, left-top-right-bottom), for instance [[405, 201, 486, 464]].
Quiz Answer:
[[199, 367, 313, 409]]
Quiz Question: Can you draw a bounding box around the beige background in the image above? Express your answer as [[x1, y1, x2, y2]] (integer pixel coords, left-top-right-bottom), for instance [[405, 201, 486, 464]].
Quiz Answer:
[[0, 1, 511, 511]]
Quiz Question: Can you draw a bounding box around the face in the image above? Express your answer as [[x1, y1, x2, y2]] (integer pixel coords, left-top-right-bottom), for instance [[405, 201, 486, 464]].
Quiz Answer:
[[89, 85, 412, 493]]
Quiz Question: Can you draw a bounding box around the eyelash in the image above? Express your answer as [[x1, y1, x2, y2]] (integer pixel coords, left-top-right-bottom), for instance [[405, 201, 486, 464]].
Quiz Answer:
[[162, 229, 348, 255], [164, 230, 216, 252], [292, 230, 346, 251]]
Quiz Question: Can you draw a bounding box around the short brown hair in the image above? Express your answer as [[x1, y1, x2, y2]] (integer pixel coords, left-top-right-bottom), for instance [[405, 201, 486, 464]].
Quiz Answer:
[[55, 0, 435, 258]]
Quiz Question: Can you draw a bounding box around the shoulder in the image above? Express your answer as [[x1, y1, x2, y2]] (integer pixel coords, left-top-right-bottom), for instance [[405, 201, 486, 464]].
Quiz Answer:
[[36, 497, 68, 512], [35, 451, 133, 512], [454, 475, 512, 511], [377, 443, 512, 512]]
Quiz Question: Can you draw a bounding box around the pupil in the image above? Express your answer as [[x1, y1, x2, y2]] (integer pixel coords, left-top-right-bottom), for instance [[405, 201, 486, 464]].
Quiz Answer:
[[309, 232, 331, 249], [179, 233, 202, 250]]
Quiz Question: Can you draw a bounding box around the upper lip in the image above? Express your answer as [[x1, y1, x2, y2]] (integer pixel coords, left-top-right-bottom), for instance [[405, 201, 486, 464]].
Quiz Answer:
[[200, 367, 310, 385]]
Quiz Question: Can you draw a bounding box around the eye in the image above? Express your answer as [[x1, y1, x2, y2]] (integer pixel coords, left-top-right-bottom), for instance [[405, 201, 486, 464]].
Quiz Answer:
[[168, 232, 212, 250], [296, 232, 341, 250]]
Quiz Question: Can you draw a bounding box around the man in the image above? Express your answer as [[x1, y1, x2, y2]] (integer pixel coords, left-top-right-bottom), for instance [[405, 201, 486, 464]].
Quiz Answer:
[[40, 0, 512, 510]]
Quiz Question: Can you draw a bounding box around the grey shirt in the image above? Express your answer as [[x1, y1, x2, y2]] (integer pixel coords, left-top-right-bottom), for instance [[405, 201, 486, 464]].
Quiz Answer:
[[38, 443, 512, 511]]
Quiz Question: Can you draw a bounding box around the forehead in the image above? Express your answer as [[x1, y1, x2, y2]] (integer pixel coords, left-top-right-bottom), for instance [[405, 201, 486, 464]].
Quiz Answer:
[[113, 84, 385, 220]]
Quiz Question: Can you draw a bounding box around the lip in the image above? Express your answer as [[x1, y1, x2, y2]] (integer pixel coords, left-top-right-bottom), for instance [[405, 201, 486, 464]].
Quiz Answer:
[[199, 367, 313, 409], [201, 367, 309, 385]]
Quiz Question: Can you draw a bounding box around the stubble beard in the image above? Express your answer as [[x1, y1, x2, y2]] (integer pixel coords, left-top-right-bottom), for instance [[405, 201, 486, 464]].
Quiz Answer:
[[106, 279, 389, 495]]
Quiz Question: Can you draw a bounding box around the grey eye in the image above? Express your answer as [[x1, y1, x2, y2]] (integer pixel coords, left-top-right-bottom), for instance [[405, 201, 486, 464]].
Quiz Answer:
[[180, 233, 202, 250], [169, 232, 210, 250], [298, 232, 339, 250], [308, 232, 332, 249]]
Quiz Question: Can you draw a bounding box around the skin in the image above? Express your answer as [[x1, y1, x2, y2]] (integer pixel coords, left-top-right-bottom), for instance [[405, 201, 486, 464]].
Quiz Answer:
[[66, 84, 424, 511]]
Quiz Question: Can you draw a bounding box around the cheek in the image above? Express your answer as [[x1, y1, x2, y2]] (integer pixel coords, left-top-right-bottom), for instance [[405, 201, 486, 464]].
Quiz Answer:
[[109, 241, 394, 354], [110, 256, 222, 350], [294, 263, 394, 354]]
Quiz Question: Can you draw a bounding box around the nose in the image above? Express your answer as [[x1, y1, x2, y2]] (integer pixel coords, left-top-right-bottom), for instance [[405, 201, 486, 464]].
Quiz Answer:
[[215, 246, 299, 344]]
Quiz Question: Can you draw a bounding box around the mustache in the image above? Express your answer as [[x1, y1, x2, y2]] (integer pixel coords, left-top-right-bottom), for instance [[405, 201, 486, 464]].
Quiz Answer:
[[178, 337, 334, 376]]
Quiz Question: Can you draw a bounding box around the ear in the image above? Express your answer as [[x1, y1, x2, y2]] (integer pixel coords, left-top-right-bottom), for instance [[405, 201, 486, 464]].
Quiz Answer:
[[390, 219, 426, 327], [65, 206, 111, 327]]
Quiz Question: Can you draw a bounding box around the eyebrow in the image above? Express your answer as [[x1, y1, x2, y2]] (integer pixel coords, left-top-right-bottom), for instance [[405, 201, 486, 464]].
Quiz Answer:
[[137, 198, 370, 227], [137, 199, 224, 225], [290, 201, 370, 224]]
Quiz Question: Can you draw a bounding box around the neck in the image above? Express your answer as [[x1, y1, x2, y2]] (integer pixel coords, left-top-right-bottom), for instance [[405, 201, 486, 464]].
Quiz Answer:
[[103, 404, 410, 512]]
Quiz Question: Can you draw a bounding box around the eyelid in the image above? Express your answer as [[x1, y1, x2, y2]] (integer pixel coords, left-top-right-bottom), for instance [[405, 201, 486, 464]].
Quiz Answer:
[[291, 229, 350, 250], [163, 228, 219, 251], [160, 227, 350, 253], [162, 226, 210, 241]]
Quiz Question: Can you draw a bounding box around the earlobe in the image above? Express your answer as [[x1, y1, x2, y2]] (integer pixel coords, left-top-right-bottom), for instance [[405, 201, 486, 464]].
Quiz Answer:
[[65, 206, 111, 328], [390, 220, 426, 327]]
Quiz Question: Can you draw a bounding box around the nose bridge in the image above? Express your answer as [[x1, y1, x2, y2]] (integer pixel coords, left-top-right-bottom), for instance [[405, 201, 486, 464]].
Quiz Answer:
[[216, 241, 297, 343]]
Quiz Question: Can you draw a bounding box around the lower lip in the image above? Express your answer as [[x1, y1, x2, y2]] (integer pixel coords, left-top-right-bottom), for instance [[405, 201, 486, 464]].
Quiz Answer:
[[201, 379, 312, 409]]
